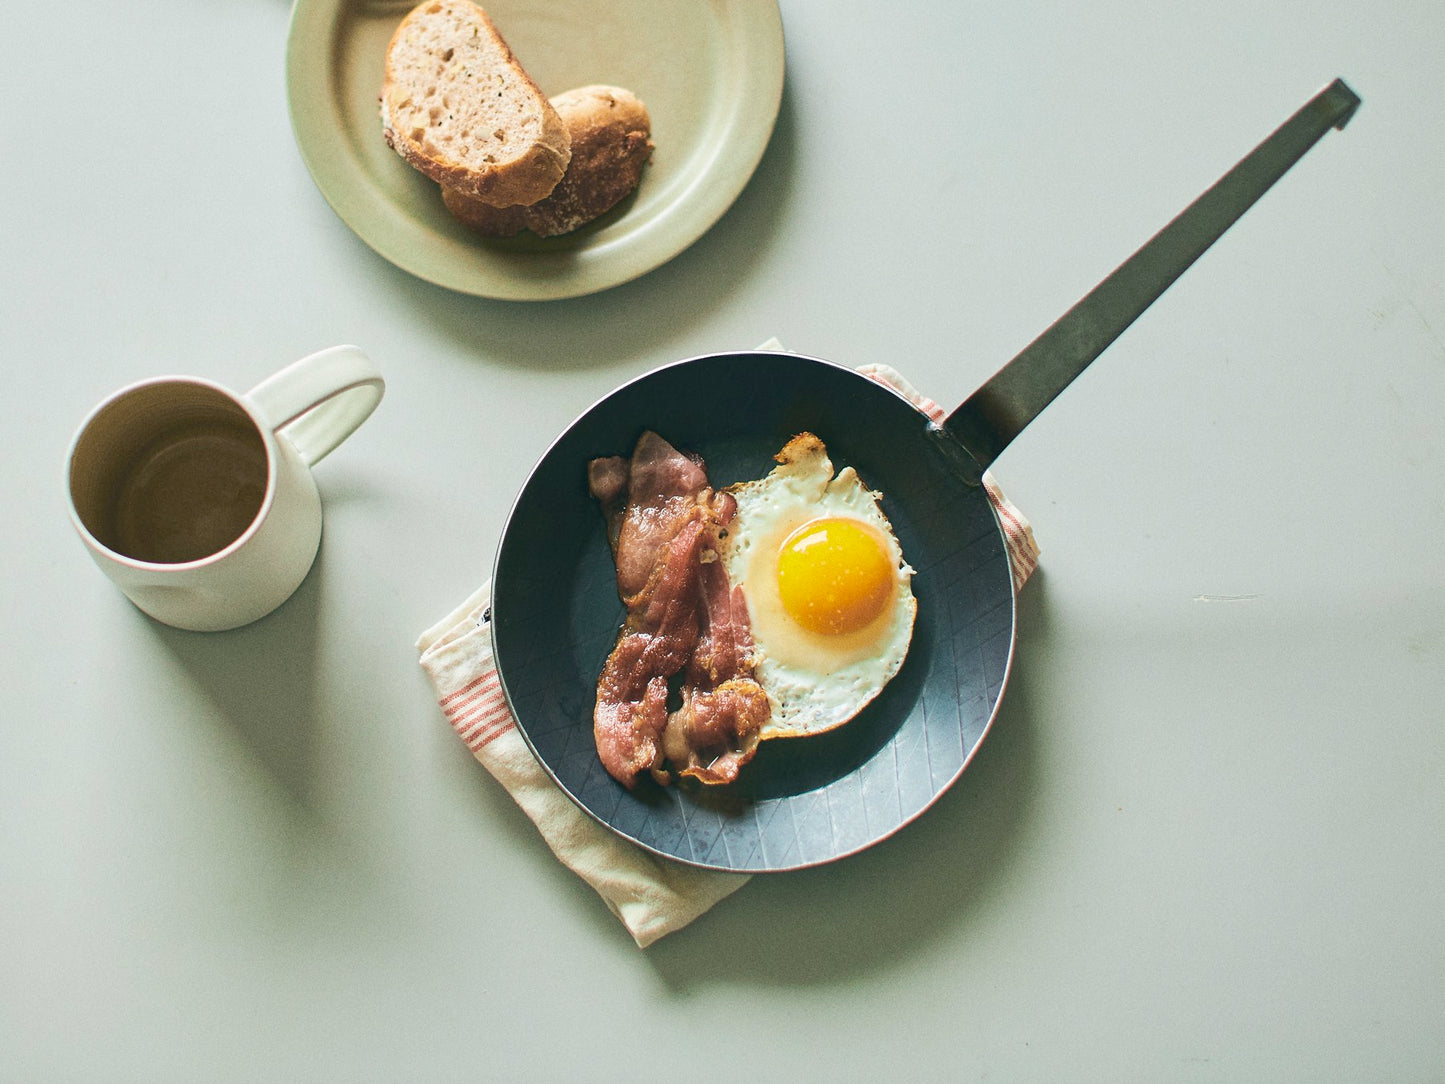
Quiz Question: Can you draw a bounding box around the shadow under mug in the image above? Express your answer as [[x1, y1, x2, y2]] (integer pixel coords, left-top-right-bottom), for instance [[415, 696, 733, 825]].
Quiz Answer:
[[66, 345, 385, 631]]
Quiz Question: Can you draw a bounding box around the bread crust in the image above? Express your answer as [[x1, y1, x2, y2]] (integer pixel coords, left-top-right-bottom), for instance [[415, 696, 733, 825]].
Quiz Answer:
[[380, 0, 570, 207], [442, 85, 653, 237]]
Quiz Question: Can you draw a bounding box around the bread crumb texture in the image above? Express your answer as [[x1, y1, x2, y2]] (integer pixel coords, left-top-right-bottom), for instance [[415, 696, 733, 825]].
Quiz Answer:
[[381, 0, 569, 206], [442, 85, 653, 238]]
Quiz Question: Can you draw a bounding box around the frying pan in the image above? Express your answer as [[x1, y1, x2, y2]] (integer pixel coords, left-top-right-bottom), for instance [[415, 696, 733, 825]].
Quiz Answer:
[[491, 79, 1360, 872]]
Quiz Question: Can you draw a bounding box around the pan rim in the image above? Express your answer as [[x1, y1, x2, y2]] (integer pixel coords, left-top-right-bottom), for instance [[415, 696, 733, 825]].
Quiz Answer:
[[489, 350, 1019, 872]]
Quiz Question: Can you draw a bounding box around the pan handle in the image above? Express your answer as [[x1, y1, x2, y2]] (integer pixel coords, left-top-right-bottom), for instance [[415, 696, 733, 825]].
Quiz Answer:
[[940, 77, 1361, 480]]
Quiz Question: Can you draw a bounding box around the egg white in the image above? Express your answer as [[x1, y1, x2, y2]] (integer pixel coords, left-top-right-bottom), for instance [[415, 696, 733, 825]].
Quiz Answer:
[[720, 433, 916, 739]]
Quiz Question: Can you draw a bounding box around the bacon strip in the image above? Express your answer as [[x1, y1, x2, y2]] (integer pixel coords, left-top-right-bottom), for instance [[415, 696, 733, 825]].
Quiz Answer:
[[660, 514, 769, 785], [588, 432, 770, 788], [592, 517, 705, 784], [593, 431, 710, 601]]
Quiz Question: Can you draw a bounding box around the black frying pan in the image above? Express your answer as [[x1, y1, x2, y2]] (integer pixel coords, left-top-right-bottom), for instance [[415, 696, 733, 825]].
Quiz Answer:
[[491, 80, 1360, 872]]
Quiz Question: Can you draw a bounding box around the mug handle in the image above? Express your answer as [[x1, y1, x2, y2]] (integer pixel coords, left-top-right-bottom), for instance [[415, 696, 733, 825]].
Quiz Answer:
[[245, 345, 385, 466]]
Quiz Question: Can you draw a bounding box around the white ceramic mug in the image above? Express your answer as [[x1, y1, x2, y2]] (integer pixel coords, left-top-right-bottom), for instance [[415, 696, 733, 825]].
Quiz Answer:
[[66, 345, 385, 631]]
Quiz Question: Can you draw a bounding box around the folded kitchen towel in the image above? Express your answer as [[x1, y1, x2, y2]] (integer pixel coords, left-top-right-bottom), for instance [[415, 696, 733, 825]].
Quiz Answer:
[[415, 353, 1039, 948]]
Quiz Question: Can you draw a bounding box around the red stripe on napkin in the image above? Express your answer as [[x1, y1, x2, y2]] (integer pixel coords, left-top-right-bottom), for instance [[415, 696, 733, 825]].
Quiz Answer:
[[440, 670, 514, 752]]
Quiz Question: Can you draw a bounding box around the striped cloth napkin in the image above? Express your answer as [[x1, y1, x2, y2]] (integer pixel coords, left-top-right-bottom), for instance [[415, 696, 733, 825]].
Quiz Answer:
[[415, 358, 1039, 948]]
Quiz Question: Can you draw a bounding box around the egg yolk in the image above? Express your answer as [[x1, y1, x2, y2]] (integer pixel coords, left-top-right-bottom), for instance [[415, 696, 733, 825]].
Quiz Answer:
[[776, 517, 894, 635]]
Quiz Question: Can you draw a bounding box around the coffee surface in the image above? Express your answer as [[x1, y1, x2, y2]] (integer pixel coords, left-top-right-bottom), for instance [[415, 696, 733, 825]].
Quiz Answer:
[[109, 419, 268, 564]]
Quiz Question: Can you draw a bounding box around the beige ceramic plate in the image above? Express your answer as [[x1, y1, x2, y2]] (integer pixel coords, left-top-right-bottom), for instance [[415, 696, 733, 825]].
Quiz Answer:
[[286, 0, 785, 300]]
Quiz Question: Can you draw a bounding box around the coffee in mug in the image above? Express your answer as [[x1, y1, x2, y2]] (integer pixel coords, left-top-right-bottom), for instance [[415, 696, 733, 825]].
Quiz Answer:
[[75, 383, 269, 565]]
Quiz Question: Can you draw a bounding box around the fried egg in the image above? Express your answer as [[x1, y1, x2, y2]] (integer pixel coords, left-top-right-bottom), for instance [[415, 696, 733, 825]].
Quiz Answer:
[[720, 433, 916, 738]]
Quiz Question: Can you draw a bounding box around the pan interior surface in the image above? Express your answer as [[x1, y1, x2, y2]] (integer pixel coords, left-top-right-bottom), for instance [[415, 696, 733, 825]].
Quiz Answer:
[[491, 352, 1016, 871]]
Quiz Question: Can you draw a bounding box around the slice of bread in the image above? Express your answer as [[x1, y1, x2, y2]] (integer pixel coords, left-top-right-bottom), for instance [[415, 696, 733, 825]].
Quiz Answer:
[[441, 85, 653, 238], [381, 1, 570, 207]]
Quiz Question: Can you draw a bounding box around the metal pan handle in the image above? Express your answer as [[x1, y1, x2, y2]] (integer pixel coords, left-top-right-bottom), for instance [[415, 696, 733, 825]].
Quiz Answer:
[[942, 77, 1361, 479]]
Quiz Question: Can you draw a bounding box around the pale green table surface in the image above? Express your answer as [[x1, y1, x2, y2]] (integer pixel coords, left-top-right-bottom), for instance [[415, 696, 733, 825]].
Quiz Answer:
[[3, 0, 1442, 1079]]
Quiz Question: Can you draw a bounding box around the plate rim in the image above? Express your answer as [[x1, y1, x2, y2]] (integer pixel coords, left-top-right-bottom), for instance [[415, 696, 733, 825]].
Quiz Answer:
[[284, 0, 786, 300]]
